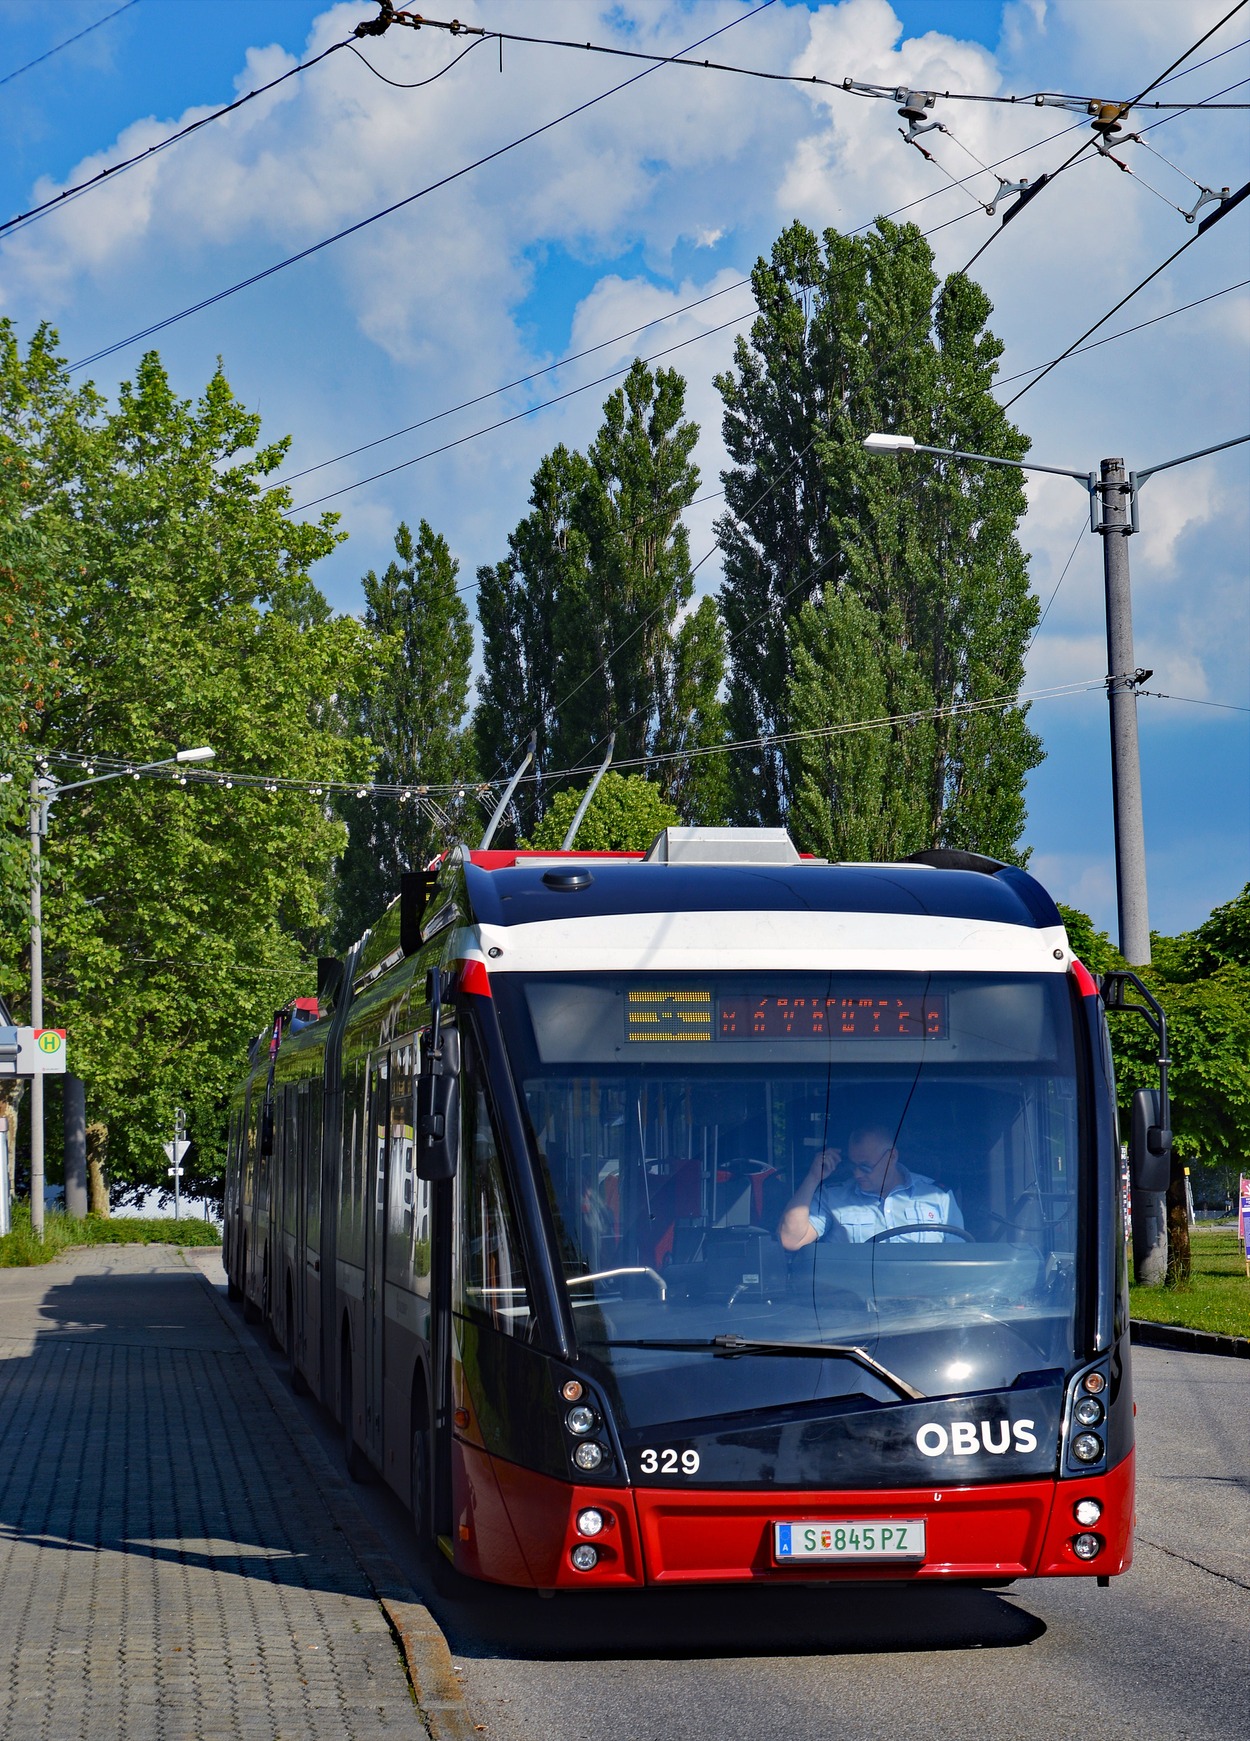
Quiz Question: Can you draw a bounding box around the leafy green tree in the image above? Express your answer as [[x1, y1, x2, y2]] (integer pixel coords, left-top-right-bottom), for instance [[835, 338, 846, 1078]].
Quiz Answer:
[[1058, 892, 1250, 1282], [332, 520, 475, 947], [716, 220, 1041, 855], [0, 322, 375, 1204], [475, 361, 727, 838], [524, 772, 679, 852]]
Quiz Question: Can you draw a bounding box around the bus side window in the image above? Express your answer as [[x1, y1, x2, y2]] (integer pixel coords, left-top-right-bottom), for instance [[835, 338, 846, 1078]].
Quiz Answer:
[[455, 1070, 531, 1338], [386, 1041, 430, 1289]]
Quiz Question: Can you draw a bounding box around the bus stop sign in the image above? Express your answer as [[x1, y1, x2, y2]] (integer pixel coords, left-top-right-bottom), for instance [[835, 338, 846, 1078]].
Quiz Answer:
[[0, 1027, 68, 1076]]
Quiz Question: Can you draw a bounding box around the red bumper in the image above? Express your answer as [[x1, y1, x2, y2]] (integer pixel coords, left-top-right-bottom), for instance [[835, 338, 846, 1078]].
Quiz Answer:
[[451, 1439, 1134, 1589]]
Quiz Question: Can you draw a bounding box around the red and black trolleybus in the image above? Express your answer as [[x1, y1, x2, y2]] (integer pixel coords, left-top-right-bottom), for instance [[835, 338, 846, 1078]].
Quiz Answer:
[[224, 827, 1171, 1592]]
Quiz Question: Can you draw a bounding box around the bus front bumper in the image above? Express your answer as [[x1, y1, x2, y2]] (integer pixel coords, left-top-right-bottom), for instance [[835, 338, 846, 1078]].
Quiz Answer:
[[452, 1440, 1134, 1589]]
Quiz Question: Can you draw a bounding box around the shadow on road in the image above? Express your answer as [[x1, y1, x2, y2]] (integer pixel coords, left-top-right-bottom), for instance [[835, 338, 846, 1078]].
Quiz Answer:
[[0, 1266, 364, 1599], [425, 1566, 1047, 1662]]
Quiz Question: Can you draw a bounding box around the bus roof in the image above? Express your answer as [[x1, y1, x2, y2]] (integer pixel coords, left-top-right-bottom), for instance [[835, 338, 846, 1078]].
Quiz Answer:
[[461, 855, 1064, 934]]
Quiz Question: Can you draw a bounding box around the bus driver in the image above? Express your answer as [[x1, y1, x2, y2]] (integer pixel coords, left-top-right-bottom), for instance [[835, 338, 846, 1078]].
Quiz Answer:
[[777, 1123, 964, 1250]]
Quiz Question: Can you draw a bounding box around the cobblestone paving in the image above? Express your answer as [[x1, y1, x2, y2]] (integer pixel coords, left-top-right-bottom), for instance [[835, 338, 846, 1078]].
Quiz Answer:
[[0, 1245, 423, 1741]]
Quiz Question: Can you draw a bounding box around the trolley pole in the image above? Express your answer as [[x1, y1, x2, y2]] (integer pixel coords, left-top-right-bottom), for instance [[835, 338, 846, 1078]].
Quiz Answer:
[[28, 777, 45, 1241], [1098, 459, 1151, 969]]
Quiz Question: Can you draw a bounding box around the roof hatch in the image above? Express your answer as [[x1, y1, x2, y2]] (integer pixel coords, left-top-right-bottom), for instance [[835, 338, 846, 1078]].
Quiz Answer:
[[643, 826, 808, 866]]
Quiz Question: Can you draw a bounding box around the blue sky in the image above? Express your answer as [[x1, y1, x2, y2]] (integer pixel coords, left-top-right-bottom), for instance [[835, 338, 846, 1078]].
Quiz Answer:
[[2, 0, 1247, 941]]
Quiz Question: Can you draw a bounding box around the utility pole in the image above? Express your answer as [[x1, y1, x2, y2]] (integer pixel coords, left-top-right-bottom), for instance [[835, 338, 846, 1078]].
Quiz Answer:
[[1098, 459, 1151, 968], [28, 777, 45, 1240], [862, 429, 1249, 1293]]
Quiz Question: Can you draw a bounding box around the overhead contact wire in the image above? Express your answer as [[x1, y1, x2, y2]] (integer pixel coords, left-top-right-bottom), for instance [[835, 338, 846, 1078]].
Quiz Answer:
[[66, 1, 778, 373]]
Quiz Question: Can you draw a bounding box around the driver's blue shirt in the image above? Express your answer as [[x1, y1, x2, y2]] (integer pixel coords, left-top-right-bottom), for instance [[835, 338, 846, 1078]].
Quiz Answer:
[[808, 1166, 963, 1244]]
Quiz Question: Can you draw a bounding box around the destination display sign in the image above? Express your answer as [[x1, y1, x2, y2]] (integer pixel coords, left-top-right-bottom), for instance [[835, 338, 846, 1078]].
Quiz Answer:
[[717, 994, 947, 1041]]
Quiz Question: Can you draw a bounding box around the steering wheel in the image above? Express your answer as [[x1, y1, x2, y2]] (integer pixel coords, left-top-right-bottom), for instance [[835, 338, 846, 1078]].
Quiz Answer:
[[867, 1224, 975, 1245]]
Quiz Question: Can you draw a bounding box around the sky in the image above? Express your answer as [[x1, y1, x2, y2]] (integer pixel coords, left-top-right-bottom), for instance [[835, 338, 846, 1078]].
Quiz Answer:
[[1, 0, 1247, 942]]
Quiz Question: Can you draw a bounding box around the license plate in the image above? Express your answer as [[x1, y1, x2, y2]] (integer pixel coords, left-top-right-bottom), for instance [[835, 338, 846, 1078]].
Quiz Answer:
[[774, 1519, 926, 1562]]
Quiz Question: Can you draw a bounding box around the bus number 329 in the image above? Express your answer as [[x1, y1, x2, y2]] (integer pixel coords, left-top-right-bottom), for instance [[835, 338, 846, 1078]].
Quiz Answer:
[[638, 1448, 701, 1476]]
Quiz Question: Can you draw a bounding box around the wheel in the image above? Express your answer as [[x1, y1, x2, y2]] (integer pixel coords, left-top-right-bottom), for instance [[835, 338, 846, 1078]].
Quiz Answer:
[[341, 1342, 370, 1483]]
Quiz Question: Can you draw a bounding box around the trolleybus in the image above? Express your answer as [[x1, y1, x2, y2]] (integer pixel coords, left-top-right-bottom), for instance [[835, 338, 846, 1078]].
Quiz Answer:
[[224, 827, 1171, 1591]]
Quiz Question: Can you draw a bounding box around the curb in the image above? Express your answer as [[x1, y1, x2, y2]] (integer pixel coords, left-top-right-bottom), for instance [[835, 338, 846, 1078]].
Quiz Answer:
[[1130, 1317, 1250, 1360], [188, 1256, 477, 1741]]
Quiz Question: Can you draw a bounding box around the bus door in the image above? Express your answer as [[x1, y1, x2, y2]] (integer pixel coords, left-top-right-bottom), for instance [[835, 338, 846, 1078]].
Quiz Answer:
[[364, 1050, 389, 1464]]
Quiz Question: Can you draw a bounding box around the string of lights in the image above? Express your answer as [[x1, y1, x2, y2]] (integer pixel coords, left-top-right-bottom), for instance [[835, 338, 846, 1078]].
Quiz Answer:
[[26, 678, 1111, 808]]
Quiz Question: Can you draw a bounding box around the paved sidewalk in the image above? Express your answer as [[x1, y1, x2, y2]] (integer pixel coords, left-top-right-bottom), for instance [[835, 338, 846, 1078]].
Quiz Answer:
[[0, 1244, 426, 1741]]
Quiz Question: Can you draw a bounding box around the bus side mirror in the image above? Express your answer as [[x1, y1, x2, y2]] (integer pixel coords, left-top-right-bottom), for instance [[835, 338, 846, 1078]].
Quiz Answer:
[[1129, 1088, 1171, 1192], [416, 1027, 460, 1181]]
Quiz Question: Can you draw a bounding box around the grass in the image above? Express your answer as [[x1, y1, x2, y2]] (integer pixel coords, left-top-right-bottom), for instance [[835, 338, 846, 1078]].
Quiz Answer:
[[0, 1202, 221, 1267], [1131, 1225, 1249, 1340]]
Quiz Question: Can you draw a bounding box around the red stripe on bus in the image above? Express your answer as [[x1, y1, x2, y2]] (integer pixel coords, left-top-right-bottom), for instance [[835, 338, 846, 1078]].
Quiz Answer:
[[459, 959, 492, 998], [1069, 958, 1100, 999]]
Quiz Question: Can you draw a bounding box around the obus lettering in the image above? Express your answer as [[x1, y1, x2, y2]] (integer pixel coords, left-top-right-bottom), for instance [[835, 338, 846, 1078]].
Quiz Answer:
[[915, 1419, 1037, 1458]]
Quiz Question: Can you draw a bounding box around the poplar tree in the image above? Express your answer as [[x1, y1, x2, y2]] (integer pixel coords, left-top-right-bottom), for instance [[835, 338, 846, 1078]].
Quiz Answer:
[[332, 520, 475, 946], [474, 361, 728, 839], [715, 219, 1041, 858]]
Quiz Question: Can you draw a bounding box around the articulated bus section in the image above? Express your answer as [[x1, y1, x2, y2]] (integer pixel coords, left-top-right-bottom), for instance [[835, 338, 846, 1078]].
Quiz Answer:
[[224, 830, 1170, 1591]]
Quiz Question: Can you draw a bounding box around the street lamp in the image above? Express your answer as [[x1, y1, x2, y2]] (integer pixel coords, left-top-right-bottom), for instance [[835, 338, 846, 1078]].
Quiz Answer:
[[27, 746, 215, 1236], [862, 430, 1249, 967]]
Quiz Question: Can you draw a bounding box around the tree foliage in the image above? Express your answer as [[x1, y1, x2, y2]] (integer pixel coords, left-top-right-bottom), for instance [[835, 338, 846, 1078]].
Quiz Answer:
[[332, 519, 475, 948], [523, 772, 679, 853], [1059, 891, 1250, 1177], [0, 321, 375, 1201], [474, 360, 727, 839], [715, 219, 1041, 858], [1059, 891, 1250, 1282]]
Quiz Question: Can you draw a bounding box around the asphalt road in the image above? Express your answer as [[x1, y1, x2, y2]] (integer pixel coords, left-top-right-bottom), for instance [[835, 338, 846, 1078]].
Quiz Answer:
[[236, 1283, 1249, 1741]]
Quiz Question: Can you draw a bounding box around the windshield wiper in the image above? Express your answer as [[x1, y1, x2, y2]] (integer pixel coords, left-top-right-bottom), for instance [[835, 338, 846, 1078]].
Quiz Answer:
[[603, 1335, 925, 1402]]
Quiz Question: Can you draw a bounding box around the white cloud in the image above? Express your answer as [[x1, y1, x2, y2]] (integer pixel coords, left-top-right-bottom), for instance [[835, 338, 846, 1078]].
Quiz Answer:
[[1, 0, 1245, 930]]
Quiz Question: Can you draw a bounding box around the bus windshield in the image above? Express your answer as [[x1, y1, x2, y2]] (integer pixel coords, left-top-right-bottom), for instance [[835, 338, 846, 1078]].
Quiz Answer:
[[493, 971, 1085, 1431]]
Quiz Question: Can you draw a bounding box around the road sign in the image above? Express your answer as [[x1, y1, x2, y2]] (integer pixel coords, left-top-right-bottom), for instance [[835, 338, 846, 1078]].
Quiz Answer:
[[0, 1027, 67, 1076], [163, 1139, 190, 1169]]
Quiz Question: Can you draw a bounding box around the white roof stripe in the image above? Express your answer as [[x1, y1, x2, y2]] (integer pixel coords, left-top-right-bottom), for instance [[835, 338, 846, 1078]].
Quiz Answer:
[[455, 911, 1071, 976]]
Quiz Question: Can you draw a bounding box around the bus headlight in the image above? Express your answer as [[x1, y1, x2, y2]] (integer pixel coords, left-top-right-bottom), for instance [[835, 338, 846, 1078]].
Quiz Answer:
[[1072, 1533, 1104, 1561], [1074, 1499, 1103, 1526], [573, 1442, 603, 1471], [566, 1405, 596, 1435], [570, 1544, 599, 1571], [1073, 1396, 1104, 1427], [576, 1509, 604, 1537], [1071, 1432, 1104, 1463]]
